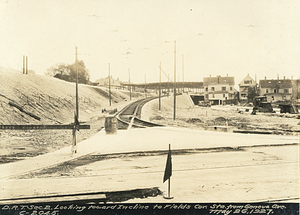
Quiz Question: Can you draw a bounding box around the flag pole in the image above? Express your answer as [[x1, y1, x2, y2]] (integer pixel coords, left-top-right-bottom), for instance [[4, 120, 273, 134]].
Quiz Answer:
[[163, 143, 173, 199], [168, 144, 171, 198]]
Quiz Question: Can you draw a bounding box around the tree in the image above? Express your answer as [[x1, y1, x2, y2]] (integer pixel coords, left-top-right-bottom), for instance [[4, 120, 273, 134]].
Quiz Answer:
[[247, 86, 258, 102], [46, 63, 70, 77], [46, 61, 90, 84], [69, 60, 90, 84]]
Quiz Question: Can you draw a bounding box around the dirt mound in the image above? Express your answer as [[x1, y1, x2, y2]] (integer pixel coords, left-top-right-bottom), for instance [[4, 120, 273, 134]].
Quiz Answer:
[[214, 117, 227, 122], [150, 115, 165, 120], [186, 118, 202, 124]]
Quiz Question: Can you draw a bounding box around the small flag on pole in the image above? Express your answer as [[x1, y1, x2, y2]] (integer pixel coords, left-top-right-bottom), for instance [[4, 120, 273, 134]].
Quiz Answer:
[[163, 144, 173, 199], [163, 144, 172, 183]]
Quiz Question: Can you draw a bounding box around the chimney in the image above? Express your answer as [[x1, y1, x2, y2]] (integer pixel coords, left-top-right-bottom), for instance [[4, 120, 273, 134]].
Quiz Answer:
[[265, 76, 266, 80], [291, 75, 293, 80], [277, 74, 279, 80], [23, 55, 25, 74], [210, 74, 211, 77], [26, 56, 28, 74], [227, 74, 228, 77], [284, 76, 285, 80]]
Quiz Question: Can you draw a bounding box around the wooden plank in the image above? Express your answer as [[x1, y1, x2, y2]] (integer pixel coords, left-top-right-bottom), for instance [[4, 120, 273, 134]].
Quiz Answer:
[[233, 130, 272, 134], [0, 194, 106, 204], [8, 101, 41, 121], [0, 124, 90, 130]]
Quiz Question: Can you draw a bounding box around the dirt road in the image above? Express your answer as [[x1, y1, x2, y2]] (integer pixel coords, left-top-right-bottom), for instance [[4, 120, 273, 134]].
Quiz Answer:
[[2, 144, 298, 203]]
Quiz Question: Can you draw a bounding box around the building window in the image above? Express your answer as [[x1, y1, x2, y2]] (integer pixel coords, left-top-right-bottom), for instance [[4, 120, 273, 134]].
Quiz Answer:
[[244, 80, 252, 84], [284, 89, 289, 93], [212, 94, 215, 98], [205, 87, 208, 91], [282, 95, 286, 100], [223, 94, 225, 97], [274, 89, 277, 93], [205, 94, 208, 99], [211, 87, 215, 91], [230, 87, 232, 91], [222, 87, 226, 91], [266, 89, 268, 93]]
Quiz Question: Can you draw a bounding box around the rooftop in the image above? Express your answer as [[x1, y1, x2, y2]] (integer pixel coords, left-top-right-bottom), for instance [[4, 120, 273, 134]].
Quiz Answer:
[[259, 79, 292, 88], [203, 76, 235, 85]]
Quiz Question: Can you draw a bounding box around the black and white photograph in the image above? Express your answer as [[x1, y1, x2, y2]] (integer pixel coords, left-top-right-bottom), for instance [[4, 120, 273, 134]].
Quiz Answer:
[[0, 0, 299, 214]]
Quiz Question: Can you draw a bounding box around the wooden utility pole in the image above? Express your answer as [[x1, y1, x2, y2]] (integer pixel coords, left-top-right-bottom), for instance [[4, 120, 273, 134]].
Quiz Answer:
[[182, 54, 184, 93], [168, 74, 170, 97], [159, 62, 161, 110], [129, 68, 131, 100], [73, 46, 79, 154], [109, 63, 111, 106], [173, 41, 176, 121], [75, 47, 79, 118], [145, 74, 147, 98], [178, 76, 179, 93]]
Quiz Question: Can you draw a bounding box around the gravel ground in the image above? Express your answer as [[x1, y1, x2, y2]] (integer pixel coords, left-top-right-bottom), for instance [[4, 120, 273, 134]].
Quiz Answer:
[[141, 94, 300, 136], [1, 94, 299, 203], [0, 115, 105, 164]]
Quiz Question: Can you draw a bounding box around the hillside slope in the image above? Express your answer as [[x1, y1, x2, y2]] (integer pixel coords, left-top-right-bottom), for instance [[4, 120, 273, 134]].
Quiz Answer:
[[0, 67, 144, 161], [0, 67, 141, 125]]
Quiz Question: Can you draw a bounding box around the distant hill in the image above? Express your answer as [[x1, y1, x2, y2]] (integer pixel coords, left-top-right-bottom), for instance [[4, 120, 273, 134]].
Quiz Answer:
[[0, 67, 142, 125]]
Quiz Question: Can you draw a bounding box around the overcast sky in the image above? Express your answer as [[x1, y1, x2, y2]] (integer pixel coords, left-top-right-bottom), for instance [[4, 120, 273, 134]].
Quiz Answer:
[[1, 0, 299, 86]]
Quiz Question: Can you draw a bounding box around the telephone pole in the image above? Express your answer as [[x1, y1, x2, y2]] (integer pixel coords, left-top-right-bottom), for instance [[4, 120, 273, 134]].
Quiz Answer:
[[72, 46, 79, 154], [182, 54, 184, 93], [159, 62, 161, 110], [129, 68, 131, 101], [145, 74, 147, 98], [75, 47, 79, 119], [109, 63, 111, 106], [168, 74, 170, 97], [173, 41, 176, 121]]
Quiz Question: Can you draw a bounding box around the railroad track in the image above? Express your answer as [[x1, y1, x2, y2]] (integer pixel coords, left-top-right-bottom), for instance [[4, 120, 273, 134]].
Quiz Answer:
[[115, 97, 164, 129]]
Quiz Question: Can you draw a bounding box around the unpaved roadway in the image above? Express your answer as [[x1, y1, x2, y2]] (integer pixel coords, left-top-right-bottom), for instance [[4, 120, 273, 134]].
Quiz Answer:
[[4, 143, 299, 203]]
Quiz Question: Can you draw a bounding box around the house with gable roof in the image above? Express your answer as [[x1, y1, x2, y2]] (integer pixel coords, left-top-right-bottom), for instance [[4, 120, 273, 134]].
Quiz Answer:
[[258, 77, 292, 102], [238, 74, 257, 101], [95, 76, 122, 89], [203, 75, 236, 105]]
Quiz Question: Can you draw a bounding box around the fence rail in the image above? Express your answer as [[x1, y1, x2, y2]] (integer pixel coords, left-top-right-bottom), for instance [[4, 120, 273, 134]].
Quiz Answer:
[[0, 124, 90, 130]]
